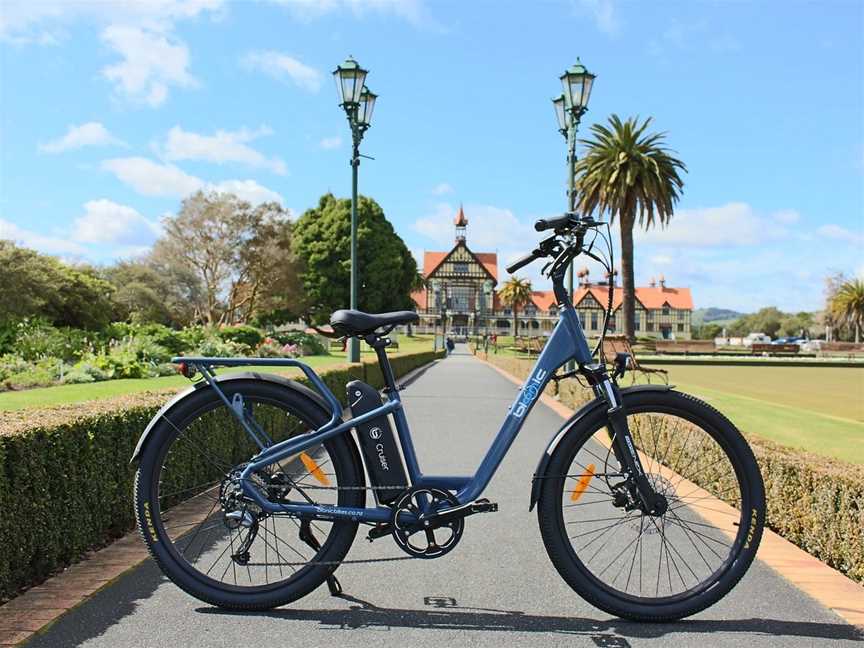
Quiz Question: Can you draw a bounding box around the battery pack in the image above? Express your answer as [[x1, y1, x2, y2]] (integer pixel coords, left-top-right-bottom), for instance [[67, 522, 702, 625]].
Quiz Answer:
[[347, 380, 408, 504]]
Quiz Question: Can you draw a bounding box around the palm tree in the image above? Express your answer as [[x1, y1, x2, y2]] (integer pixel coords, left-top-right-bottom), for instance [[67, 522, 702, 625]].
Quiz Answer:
[[830, 278, 864, 343], [575, 115, 687, 342], [499, 276, 533, 338]]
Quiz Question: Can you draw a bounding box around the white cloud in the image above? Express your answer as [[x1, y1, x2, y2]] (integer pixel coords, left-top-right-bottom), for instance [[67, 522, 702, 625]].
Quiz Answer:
[[267, 0, 430, 26], [0, 218, 87, 255], [242, 51, 323, 92], [574, 0, 619, 36], [72, 199, 161, 245], [1, 0, 224, 42], [102, 156, 283, 205], [772, 209, 800, 225], [319, 136, 342, 150], [636, 202, 794, 247], [817, 224, 864, 245], [39, 122, 125, 153], [414, 202, 534, 251], [101, 25, 198, 107], [432, 182, 453, 195], [210, 179, 284, 205], [102, 157, 204, 196], [649, 254, 673, 266], [161, 125, 287, 174]]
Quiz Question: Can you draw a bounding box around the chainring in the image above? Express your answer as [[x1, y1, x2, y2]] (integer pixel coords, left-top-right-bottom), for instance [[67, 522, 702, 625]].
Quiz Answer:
[[390, 487, 464, 559]]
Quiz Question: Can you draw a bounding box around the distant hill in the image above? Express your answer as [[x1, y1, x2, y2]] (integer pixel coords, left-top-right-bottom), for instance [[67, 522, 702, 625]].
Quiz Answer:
[[692, 307, 746, 327]]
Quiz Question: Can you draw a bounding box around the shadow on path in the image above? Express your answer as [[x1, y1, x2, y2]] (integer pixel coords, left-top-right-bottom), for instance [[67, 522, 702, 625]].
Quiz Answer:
[[197, 593, 864, 643]]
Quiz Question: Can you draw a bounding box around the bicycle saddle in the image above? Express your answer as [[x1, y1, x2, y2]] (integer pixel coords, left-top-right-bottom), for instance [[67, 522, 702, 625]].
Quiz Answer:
[[330, 309, 419, 336]]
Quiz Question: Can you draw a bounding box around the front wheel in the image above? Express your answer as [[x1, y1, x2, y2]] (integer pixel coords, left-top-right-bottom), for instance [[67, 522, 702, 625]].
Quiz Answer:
[[537, 389, 765, 621]]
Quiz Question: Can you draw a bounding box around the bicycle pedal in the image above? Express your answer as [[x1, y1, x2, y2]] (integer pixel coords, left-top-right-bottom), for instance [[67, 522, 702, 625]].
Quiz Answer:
[[470, 499, 498, 513]]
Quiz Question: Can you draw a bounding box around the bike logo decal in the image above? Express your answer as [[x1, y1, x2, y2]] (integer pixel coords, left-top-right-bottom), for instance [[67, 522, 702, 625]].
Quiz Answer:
[[512, 368, 547, 418], [375, 443, 390, 470], [369, 427, 382, 440]]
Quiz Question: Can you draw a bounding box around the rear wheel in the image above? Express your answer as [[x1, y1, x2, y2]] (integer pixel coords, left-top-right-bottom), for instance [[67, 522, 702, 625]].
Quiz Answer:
[[134, 380, 365, 610], [537, 389, 765, 621]]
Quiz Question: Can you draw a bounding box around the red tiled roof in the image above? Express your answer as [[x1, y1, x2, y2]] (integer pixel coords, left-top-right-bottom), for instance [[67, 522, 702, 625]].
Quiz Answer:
[[572, 285, 693, 311], [530, 290, 557, 311], [422, 248, 498, 281]]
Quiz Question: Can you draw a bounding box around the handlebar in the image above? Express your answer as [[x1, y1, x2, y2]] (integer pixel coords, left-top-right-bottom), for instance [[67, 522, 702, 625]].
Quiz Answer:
[[505, 214, 604, 276], [505, 250, 540, 274], [534, 214, 577, 232]]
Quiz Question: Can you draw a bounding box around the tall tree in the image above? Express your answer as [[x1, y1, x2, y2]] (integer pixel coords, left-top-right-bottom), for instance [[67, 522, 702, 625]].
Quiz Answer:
[[291, 193, 418, 325], [152, 191, 253, 324], [830, 277, 864, 343], [0, 241, 115, 329], [151, 191, 297, 325], [101, 259, 202, 326], [224, 202, 303, 325], [575, 115, 686, 342], [499, 277, 533, 337]]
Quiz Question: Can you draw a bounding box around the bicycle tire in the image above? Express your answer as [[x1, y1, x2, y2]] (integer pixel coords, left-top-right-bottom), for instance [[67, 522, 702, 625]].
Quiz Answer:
[[134, 379, 365, 610], [537, 389, 765, 621]]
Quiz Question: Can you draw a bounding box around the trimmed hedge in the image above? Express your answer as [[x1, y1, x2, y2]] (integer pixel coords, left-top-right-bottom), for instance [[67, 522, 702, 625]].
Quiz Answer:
[[0, 350, 443, 602], [476, 350, 864, 584]]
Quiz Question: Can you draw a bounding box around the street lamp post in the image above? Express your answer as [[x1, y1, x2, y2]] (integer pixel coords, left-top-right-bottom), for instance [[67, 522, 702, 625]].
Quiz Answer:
[[334, 57, 377, 363], [553, 57, 595, 370]]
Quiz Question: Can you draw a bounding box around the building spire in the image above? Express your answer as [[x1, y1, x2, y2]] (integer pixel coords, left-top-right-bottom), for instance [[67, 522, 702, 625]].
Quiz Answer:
[[454, 203, 467, 243]]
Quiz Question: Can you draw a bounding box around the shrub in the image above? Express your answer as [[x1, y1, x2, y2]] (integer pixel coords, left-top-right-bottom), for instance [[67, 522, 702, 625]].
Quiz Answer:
[[106, 323, 187, 355], [190, 336, 248, 358], [0, 349, 445, 602], [12, 320, 96, 362], [217, 325, 264, 349], [267, 330, 328, 356]]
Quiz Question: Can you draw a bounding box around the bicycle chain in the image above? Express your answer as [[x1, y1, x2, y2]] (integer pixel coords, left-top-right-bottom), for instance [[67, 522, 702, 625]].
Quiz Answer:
[[253, 481, 421, 568]]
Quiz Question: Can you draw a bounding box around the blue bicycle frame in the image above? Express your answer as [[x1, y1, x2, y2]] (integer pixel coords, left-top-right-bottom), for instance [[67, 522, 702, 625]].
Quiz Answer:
[[176, 306, 601, 526]]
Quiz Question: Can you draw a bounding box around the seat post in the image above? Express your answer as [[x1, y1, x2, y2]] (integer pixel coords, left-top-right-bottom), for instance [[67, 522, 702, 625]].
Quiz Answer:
[[364, 334, 399, 394]]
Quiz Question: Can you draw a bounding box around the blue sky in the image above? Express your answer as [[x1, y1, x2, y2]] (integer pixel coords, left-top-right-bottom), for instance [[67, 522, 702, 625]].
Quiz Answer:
[[1, 0, 862, 312]]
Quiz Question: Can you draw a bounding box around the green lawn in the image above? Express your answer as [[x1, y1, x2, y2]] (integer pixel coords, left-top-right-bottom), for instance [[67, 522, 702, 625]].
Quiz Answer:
[[635, 364, 864, 464], [0, 335, 435, 412]]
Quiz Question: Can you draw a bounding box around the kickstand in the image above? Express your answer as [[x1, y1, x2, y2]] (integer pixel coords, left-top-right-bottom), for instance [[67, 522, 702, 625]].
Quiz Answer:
[[299, 520, 342, 596]]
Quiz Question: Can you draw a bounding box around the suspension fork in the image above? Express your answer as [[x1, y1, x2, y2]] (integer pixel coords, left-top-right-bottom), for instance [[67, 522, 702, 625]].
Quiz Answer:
[[584, 365, 664, 514]]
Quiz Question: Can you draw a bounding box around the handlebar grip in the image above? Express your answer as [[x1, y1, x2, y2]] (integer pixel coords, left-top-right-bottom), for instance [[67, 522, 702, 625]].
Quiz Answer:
[[506, 251, 539, 274], [534, 214, 574, 232]]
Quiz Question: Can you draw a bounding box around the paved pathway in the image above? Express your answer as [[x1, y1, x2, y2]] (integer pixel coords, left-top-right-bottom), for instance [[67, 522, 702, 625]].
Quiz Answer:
[[27, 345, 863, 647]]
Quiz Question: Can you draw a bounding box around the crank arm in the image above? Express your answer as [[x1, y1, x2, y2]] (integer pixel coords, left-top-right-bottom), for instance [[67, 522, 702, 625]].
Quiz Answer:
[[417, 498, 498, 530]]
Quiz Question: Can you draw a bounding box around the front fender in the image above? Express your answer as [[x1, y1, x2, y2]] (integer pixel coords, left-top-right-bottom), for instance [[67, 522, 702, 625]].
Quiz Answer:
[[130, 372, 338, 463], [529, 384, 672, 511]]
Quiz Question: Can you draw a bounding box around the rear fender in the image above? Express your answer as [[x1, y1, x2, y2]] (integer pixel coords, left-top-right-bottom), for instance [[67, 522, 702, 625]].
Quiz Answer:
[[130, 372, 339, 463], [529, 384, 672, 511]]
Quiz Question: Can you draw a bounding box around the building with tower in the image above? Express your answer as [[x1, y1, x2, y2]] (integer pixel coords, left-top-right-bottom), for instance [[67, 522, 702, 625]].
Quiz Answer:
[[411, 206, 693, 339]]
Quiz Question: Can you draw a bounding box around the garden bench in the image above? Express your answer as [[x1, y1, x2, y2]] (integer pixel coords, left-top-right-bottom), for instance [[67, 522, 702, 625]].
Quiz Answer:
[[601, 335, 668, 383], [751, 343, 799, 354], [654, 340, 715, 354]]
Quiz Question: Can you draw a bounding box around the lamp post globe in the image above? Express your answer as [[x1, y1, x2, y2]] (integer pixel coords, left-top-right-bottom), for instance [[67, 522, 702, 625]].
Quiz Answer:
[[333, 57, 368, 106], [334, 57, 374, 363], [552, 93, 569, 137], [560, 57, 595, 115], [357, 86, 377, 128]]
